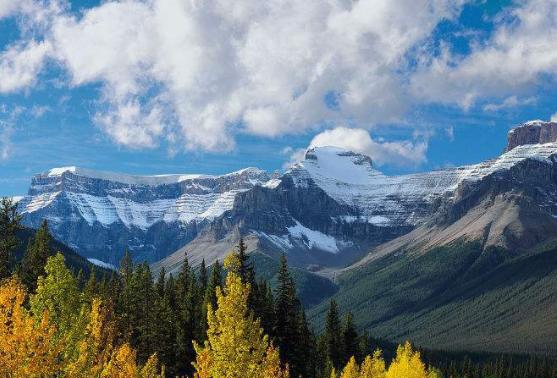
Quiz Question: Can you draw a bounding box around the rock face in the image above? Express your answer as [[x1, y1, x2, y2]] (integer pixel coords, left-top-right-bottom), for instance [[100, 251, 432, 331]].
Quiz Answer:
[[18, 120, 557, 271], [506, 120, 557, 151], [18, 167, 270, 264]]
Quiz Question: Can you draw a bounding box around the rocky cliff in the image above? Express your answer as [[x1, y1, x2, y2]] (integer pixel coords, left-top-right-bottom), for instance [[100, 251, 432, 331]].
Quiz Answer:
[[506, 120, 557, 151]]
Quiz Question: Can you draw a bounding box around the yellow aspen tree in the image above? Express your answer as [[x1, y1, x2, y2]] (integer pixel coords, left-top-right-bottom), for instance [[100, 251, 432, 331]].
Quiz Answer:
[[65, 298, 117, 377], [386, 341, 428, 378], [0, 277, 61, 377], [262, 345, 290, 378], [340, 356, 360, 378], [359, 350, 386, 378], [193, 253, 288, 378], [66, 298, 161, 378], [330, 367, 338, 378]]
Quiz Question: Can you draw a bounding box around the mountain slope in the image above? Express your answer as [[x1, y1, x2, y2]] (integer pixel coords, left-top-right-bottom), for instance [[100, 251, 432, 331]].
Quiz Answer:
[[309, 123, 557, 354]]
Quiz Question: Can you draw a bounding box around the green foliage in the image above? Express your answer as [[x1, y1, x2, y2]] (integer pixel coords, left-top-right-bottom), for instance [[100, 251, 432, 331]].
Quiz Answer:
[[19, 220, 53, 291], [0, 197, 22, 280]]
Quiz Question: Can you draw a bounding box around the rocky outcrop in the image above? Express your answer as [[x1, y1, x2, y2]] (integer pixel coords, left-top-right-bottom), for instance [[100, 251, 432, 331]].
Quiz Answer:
[[506, 120, 557, 151]]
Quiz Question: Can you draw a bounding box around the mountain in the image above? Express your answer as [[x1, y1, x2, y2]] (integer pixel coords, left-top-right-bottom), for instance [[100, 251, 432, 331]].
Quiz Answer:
[[18, 120, 557, 273], [17, 167, 271, 264], [308, 120, 557, 354]]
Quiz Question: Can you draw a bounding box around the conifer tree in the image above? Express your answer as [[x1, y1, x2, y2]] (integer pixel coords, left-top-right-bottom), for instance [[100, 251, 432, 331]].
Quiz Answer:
[[325, 299, 343, 370], [152, 274, 176, 376], [175, 253, 198, 375], [0, 197, 22, 280], [19, 220, 53, 291], [83, 267, 99, 305], [199, 258, 208, 292], [193, 253, 289, 378], [236, 237, 254, 285], [204, 259, 223, 311], [343, 312, 359, 363], [274, 253, 303, 376]]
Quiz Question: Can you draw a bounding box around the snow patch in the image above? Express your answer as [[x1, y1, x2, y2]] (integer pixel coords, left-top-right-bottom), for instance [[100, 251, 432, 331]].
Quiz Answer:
[[88, 258, 117, 271], [287, 221, 339, 254]]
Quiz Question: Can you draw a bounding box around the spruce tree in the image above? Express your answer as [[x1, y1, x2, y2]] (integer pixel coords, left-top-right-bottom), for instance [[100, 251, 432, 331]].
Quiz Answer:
[[19, 220, 52, 291], [236, 237, 254, 285], [204, 260, 223, 311], [199, 258, 208, 293], [175, 253, 198, 376], [325, 299, 343, 370], [342, 312, 359, 364], [274, 254, 303, 376], [0, 198, 21, 280]]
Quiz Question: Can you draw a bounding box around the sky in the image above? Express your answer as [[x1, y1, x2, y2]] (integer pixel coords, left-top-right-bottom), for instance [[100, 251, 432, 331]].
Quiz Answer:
[[1, 0, 557, 196]]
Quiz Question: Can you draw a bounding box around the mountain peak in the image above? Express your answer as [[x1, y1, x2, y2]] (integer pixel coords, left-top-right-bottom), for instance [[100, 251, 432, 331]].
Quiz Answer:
[[506, 120, 557, 151]]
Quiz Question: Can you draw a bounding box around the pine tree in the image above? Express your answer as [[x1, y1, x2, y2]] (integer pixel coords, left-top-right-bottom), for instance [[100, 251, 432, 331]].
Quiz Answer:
[[204, 260, 223, 311], [343, 312, 359, 363], [193, 253, 289, 378], [152, 273, 177, 376], [325, 299, 343, 370], [199, 258, 208, 293], [0, 197, 22, 280], [19, 220, 53, 291], [274, 253, 303, 377], [236, 237, 254, 285], [83, 267, 99, 305], [175, 253, 198, 376]]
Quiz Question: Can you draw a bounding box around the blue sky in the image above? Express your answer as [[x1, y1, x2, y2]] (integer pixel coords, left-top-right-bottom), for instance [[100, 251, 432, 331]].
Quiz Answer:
[[1, 0, 557, 196]]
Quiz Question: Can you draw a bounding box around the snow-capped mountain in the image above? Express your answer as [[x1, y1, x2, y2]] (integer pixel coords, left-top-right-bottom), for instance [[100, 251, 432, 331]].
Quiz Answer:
[[18, 166, 271, 263], [18, 120, 557, 270], [155, 120, 557, 274]]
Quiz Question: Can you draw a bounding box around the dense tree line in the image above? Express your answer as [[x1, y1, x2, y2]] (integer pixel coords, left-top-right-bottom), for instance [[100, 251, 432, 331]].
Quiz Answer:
[[2, 197, 557, 377]]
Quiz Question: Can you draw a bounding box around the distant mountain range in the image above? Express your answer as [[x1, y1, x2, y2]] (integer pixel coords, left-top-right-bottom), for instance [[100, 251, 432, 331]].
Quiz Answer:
[[17, 120, 557, 268], [15, 119, 557, 354]]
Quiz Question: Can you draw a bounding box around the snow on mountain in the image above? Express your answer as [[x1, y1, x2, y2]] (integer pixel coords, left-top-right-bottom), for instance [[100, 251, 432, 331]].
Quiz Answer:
[[19, 166, 271, 230], [285, 142, 557, 228]]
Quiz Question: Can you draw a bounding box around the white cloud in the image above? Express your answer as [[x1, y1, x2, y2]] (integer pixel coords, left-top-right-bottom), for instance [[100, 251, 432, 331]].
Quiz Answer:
[[281, 146, 307, 169], [0, 40, 51, 93], [483, 96, 536, 112], [0, 0, 19, 19], [0, 0, 465, 151], [551, 113, 557, 122], [0, 106, 23, 161], [308, 127, 428, 167], [411, 0, 557, 109]]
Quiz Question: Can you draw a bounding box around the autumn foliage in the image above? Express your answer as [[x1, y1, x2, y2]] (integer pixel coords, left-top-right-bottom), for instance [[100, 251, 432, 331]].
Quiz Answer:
[[193, 253, 289, 378], [0, 254, 163, 378], [336, 342, 441, 378]]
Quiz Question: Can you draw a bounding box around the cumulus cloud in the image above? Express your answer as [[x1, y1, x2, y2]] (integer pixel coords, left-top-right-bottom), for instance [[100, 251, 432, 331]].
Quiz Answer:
[[552, 113, 557, 122], [4, 0, 556, 154], [0, 0, 465, 151], [308, 127, 428, 167], [411, 0, 557, 109], [0, 40, 51, 93]]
